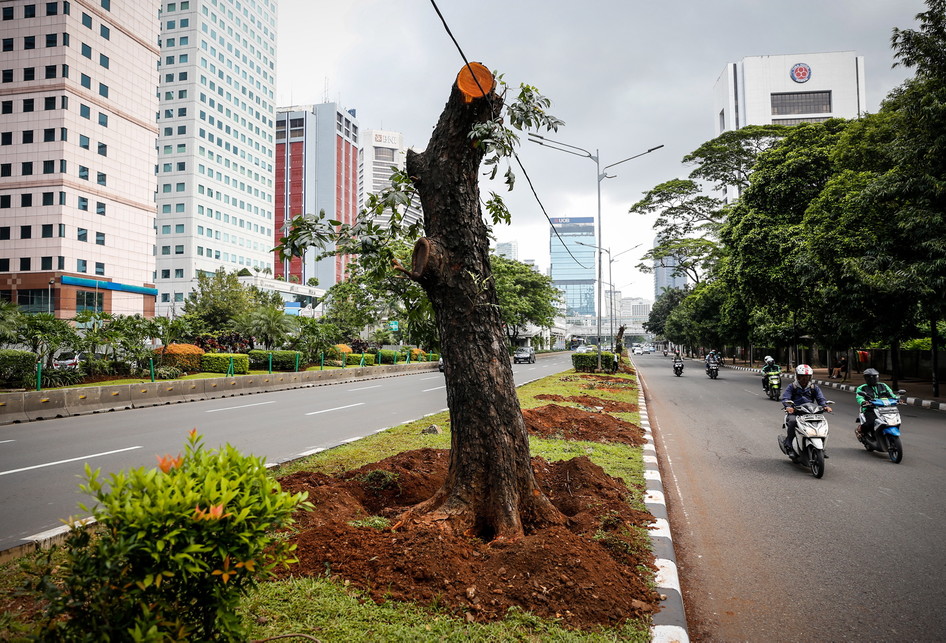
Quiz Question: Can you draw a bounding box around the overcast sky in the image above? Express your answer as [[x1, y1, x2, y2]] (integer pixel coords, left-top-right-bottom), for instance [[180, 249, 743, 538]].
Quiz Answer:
[[275, 1, 925, 301]]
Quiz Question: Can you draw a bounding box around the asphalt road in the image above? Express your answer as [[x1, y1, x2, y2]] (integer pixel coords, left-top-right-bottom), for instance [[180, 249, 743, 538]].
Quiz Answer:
[[635, 352, 946, 641], [0, 355, 575, 552]]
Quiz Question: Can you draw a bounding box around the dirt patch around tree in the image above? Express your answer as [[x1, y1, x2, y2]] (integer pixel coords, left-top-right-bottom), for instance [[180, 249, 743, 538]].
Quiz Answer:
[[534, 393, 640, 415], [276, 433, 661, 631]]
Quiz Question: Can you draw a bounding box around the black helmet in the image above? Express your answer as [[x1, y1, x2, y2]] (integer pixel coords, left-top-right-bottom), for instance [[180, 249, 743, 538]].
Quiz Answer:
[[863, 367, 879, 387]]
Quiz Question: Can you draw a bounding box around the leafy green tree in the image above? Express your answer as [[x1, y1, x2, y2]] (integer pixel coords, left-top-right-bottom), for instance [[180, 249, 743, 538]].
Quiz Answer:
[[491, 255, 560, 345], [683, 124, 790, 192], [290, 317, 341, 361], [248, 306, 296, 350], [182, 268, 254, 329], [18, 313, 77, 367], [0, 299, 21, 345], [644, 287, 687, 339]]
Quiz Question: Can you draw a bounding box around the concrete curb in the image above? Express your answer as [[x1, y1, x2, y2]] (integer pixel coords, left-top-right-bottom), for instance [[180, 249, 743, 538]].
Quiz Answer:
[[722, 365, 945, 413], [638, 384, 690, 643]]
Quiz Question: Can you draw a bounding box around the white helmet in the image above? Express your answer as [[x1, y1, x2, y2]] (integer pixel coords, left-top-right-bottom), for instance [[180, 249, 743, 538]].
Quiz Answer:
[[795, 364, 813, 376], [764, 356, 774, 364]]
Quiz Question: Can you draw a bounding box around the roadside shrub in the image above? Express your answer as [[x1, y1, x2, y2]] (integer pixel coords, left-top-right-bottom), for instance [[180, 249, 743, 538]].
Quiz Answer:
[[201, 353, 250, 374], [28, 366, 85, 389], [376, 349, 400, 365], [154, 343, 204, 372], [153, 365, 183, 380], [572, 351, 616, 373], [0, 349, 38, 386], [327, 344, 352, 360], [29, 430, 311, 641], [248, 349, 302, 371], [344, 352, 376, 367]]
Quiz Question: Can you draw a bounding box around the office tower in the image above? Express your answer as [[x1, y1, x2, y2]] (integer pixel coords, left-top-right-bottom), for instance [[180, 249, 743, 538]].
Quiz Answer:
[[549, 216, 595, 317], [653, 236, 686, 299], [154, 0, 278, 316], [362, 128, 421, 230], [714, 51, 866, 134], [274, 103, 360, 288], [494, 241, 517, 261], [0, 0, 161, 316]]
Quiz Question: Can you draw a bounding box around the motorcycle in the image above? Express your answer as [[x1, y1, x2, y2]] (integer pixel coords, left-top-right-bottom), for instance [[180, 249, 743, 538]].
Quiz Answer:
[[765, 372, 782, 400], [777, 400, 834, 478], [706, 362, 719, 379], [856, 392, 906, 463], [672, 360, 684, 377]]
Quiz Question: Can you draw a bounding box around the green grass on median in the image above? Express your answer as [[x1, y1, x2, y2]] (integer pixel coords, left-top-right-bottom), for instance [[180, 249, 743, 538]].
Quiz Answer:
[[1, 366, 655, 642]]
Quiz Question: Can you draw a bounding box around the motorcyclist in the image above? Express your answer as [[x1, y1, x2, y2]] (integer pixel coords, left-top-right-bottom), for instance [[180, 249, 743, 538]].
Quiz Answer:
[[672, 351, 684, 371], [781, 364, 832, 456], [761, 355, 780, 390], [855, 368, 897, 439], [704, 350, 720, 374]]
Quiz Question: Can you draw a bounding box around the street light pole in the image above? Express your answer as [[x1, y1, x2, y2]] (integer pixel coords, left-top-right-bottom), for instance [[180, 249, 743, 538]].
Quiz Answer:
[[48, 278, 54, 314], [577, 242, 641, 353], [529, 134, 662, 370]]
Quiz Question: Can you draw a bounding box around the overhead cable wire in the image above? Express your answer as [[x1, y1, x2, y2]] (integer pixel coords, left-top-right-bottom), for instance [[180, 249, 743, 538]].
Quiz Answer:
[[426, 0, 588, 269]]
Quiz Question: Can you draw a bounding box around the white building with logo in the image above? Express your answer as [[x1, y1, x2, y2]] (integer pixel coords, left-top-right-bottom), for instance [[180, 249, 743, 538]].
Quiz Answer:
[[714, 51, 866, 135]]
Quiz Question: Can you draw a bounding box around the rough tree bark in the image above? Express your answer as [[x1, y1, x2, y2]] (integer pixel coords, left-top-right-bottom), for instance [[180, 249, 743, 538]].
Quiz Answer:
[[396, 64, 565, 541]]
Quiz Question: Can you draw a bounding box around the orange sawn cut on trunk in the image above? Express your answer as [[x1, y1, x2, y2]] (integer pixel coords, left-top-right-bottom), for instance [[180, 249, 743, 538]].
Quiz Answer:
[[456, 62, 495, 103]]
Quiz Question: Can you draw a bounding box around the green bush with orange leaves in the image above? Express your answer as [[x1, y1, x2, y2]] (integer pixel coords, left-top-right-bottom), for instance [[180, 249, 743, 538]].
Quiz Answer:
[[29, 430, 311, 641]]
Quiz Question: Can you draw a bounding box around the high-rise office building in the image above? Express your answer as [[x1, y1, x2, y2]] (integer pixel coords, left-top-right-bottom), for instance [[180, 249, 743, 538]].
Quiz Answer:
[[153, 0, 278, 316], [652, 236, 686, 299], [494, 241, 518, 261], [361, 129, 421, 231], [714, 51, 866, 134], [274, 103, 360, 288], [0, 0, 161, 316], [549, 216, 595, 317]]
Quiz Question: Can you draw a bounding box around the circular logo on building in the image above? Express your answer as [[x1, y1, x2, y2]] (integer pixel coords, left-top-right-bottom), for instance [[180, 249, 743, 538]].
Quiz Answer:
[[790, 63, 812, 83]]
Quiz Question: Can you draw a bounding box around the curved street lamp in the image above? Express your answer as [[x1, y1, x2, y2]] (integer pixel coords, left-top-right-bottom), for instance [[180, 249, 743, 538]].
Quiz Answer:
[[529, 133, 662, 369]]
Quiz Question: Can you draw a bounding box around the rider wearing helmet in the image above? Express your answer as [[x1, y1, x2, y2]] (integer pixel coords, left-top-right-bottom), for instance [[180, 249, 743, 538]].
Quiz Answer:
[[855, 368, 896, 438], [781, 364, 832, 455], [705, 349, 721, 374], [761, 355, 780, 390]]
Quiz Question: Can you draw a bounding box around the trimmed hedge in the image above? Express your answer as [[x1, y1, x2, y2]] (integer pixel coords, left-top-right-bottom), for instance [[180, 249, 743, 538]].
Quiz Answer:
[[344, 353, 376, 366], [154, 343, 205, 372], [0, 349, 38, 386], [201, 353, 250, 374], [571, 351, 618, 373], [248, 349, 302, 371]]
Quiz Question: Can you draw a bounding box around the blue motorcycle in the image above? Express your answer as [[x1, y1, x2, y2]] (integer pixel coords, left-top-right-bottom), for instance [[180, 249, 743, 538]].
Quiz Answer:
[[856, 393, 906, 464]]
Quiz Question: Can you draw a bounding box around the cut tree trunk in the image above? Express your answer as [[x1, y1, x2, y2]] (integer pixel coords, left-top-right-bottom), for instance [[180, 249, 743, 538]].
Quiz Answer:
[[397, 63, 565, 541]]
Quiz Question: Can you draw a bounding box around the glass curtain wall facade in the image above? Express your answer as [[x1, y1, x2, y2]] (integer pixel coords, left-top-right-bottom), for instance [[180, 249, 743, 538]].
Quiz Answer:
[[549, 217, 595, 317]]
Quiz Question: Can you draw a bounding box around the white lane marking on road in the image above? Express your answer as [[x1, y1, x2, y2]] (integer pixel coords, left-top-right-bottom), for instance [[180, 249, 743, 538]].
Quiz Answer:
[[423, 385, 446, 392], [0, 446, 143, 476], [347, 385, 382, 392], [0, 439, 15, 445], [419, 376, 440, 381], [205, 400, 276, 413], [305, 402, 364, 416]]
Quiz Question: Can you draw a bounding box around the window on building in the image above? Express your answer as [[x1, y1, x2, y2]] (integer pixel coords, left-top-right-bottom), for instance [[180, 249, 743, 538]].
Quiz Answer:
[[96, 172, 105, 185], [99, 24, 109, 39], [20, 225, 32, 239], [95, 232, 104, 245], [1, 132, 11, 145], [20, 257, 31, 271], [42, 192, 54, 206], [95, 201, 105, 215], [23, 67, 35, 81], [99, 53, 108, 68], [24, 5, 36, 18], [79, 134, 89, 149], [78, 165, 88, 180], [42, 160, 54, 173], [42, 224, 53, 237], [81, 42, 91, 58], [21, 194, 32, 206], [97, 142, 106, 156], [81, 12, 91, 27], [77, 196, 88, 210], [98, 112, 107, 126], [174, 269, 183, 278], [94, 262, 104, 275], [2, 39, 12, 52], [44, 96, 55, 109], [43, 128, 56, 142], [45, 33, 57, 47], [0, 195, 9, 208], [98, 83, 108, 98], [44, 65, 56, 79], [22, 98, 33, 112], [0, 164, 9, 177], [77, 259, 86, 273], [77, 227, 87, 242], [24, 35, 35, 48], [174, 245, 184, 255], [0, 227, 8, 240], [80, 104, 90, 119], [80, 73, 90, 88], [41, 256, 52, 270], [45, 2, 57, 16], [770, 91, 832, 116], [22, 161, 32, 174]]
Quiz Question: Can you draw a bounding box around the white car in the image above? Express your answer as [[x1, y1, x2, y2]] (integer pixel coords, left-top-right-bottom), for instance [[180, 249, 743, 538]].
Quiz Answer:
[[633, 347, 644, 355]]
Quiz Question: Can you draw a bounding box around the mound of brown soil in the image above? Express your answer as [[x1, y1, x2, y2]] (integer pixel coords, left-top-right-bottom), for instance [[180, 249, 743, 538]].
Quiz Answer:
[[534, 393, 640, 414], [276, 447, 660, 630], [523, 404, 645, 446]]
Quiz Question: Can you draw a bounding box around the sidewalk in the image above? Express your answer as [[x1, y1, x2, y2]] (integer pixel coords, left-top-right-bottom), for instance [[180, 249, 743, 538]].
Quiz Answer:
[[726, 361, 946, 412]]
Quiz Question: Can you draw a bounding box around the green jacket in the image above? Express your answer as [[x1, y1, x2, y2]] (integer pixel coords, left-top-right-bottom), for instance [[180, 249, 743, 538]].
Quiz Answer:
[[761, 363, 780, 374], [855, 382, 896, 407]]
